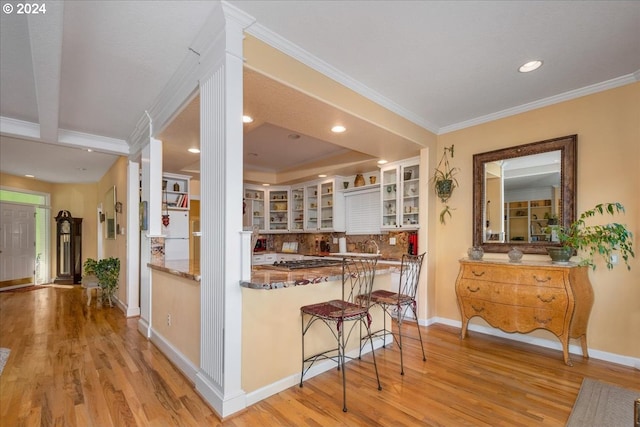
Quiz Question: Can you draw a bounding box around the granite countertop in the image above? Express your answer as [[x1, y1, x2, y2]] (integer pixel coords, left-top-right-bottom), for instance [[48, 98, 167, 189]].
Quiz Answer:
[[241, 263, 393, 290], [149, 256, 399, 287], [148, 259, 201, 281]]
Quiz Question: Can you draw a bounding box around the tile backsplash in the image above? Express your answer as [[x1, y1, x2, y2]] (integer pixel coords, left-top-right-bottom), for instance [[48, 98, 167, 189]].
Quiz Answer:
[[266, 231, 417, 260]]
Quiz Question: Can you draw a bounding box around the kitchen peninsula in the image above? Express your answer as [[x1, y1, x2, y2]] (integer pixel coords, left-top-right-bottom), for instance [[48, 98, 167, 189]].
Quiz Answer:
[[241, 257, 393, 398], [148, 254, 394, 401]]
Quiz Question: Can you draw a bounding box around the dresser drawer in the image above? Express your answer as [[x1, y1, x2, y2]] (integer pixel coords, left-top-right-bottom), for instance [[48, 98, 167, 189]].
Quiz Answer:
[[458, 279, 568, 308], [461, 265, 566, 289], [461, 299, 566, 336]]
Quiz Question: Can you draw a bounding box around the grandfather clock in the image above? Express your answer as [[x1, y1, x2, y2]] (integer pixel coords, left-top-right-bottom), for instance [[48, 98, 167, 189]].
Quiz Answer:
[[54, 210, 83, 284]]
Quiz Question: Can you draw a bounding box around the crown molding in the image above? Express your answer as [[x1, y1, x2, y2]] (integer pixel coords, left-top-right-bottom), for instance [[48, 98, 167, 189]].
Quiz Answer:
[[439, 71, 640, 135], [57, 129, 129, 155], [243, 22, 440, 134], [0, 116, 41, 139], [0, 116, 128, 155]]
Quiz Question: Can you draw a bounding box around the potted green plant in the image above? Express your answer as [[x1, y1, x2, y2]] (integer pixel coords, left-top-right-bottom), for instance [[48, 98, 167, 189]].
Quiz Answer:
[[547, 202, 635, 270], [83, 257, 121, 306], [431, 145, 459, 224]]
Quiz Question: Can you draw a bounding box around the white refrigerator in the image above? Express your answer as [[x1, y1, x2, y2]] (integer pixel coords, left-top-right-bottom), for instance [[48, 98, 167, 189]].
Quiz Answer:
[[164, 211, 189, 260]]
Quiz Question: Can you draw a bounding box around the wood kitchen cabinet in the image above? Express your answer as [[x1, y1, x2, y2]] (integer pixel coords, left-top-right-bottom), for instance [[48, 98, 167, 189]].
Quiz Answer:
[[304, 178, 345, 232], [380, 157, 420, 230], [291, 186, 305, 231], [243, 185, 290, 232], [244, 185, 267, 231], [267, 187, 290, 232], [455, 259, 594, 366]]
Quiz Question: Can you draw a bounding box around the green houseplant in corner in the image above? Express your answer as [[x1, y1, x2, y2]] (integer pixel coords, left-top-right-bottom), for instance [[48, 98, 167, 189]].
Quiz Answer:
[[83, 257, 121, 306], [547, 202, 635, 270], [431, 145, 459, 224]]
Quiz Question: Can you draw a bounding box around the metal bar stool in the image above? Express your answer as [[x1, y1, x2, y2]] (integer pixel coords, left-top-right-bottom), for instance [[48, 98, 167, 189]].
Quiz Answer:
[[365, 252, 426, 375], [299, 256, 382, 412]]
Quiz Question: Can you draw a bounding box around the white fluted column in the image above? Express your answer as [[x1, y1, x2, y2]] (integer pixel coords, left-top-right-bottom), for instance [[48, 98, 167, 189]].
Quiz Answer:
[[194, 2, 252, 417]]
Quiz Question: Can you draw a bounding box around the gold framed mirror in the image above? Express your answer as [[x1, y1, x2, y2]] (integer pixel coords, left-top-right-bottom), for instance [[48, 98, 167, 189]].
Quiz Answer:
[[472, 135, 577, 254]]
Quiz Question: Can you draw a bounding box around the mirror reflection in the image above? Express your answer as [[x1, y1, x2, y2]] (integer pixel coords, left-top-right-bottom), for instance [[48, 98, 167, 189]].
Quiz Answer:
[[473, 135, 576, 254], [484, 151, 561, 243], [104, 186, 117, 240]]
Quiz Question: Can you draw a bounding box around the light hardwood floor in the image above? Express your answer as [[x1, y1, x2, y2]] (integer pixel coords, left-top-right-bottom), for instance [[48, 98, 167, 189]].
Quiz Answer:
[[1, 285, 638, 426]]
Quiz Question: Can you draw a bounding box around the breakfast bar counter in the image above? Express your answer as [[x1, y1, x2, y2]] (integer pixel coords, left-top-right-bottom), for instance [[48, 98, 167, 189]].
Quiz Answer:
[[241, 262, 394, 289], [241, 262, 392, 395]]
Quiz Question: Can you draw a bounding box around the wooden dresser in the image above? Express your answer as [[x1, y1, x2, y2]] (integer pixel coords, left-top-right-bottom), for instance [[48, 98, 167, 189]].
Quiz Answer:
[[455, 259, 594, 366]]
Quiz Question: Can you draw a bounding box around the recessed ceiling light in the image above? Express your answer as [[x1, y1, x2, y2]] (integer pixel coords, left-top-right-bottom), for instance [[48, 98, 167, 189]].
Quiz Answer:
[[77, 168, 87, 171], [243, 115, 254, 123], [518, 60, 543, 73], [25, 174, 35, 178], [87, 149, 93, 152], [262, 183, 270, 186], [377, 160, 388, 165], [288, 133, 300, 139], [331, 125, 346, 133], [318, 174, 327, 178], [188, 148, 200, 154]]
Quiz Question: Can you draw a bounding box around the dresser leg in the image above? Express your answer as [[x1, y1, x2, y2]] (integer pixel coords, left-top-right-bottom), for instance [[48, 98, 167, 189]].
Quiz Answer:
[[562, 341, 573, 366], [460, 318, 469, 339], [579, 335, 589, 358]]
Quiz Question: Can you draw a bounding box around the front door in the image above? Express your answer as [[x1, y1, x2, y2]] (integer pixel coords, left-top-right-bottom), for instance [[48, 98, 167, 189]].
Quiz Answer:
[[0, 202, 36, 288]]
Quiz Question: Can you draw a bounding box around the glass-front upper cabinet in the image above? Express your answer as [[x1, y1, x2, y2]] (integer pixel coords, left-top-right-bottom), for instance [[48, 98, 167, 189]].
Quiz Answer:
[[291, 186, 305, 232], [244, 185, 266, 231], [305, 178, 345, 232], [380, 157, 420, 231], [305, 182, 320, 231], [267, 188, 289, 232]]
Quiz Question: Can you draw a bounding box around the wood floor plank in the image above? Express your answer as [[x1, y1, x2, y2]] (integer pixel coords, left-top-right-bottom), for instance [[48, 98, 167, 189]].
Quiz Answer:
[[2, 285, 639, 426]]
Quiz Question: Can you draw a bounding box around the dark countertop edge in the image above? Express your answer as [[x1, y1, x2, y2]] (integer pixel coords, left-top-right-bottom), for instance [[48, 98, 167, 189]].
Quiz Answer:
[[254, 251, 402, 263], [148, 262, 201, 282], [240, 265, 394, 290]]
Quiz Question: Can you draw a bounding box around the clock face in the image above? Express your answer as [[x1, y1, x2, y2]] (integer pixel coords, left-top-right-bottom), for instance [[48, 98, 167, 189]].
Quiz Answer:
[[61, 221, 71, 234]]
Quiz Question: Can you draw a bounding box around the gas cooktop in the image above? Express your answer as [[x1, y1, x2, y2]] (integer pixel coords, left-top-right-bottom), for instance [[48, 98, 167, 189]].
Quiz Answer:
[[265, 258, 344, 270]]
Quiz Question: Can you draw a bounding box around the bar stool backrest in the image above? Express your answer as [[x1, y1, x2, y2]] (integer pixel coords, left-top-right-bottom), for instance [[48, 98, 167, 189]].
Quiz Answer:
[[399, 253, 425, 301], [343, 257, 378, 309]]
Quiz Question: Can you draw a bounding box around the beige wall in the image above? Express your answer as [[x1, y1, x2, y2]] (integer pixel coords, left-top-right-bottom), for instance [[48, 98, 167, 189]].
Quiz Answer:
[[151, 270, 201, 366], [1, 172, 98, 280], [242, 272, 391, 393], [0, 156, 129, 301], [98, 157, 129, 303], [435, 82, 639, 358]]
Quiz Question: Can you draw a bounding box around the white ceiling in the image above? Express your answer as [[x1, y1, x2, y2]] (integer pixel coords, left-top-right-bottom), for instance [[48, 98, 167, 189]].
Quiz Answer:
[[1, 1, 639, 184]]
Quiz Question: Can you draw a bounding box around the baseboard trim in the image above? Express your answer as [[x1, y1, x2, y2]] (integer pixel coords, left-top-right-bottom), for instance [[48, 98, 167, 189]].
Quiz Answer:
[[195, 372, 247, 419], [245, 334, 391, 407], [431, 316, 640, 369], [137, 318, 151, 338], [149, 329, 199, 383], [125, 306, 141, 318]]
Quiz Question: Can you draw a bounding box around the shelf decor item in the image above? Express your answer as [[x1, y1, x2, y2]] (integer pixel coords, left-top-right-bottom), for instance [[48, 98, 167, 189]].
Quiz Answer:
[[508, 247, 523, 263], [354, 174, 365, 187], [431, 145, 459, 224], [468, 246, 484, 260], [550, 202, 635, 270]]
